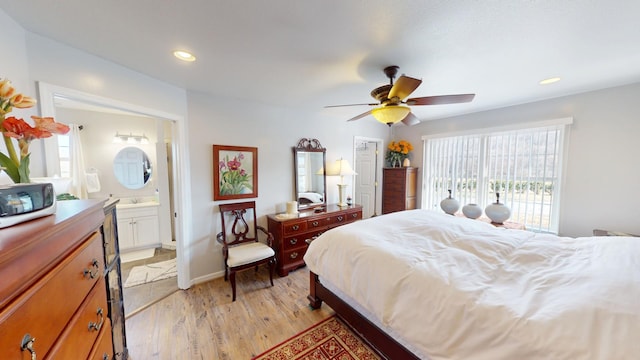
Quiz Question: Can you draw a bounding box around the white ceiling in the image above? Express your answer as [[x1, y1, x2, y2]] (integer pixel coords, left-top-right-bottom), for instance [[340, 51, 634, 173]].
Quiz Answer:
[[3, 1, 640, 123]]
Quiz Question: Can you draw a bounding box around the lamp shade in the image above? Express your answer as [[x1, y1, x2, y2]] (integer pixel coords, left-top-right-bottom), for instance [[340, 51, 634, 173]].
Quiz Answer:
[[325, 158, 357, 177], [371, 105, 411, 125]]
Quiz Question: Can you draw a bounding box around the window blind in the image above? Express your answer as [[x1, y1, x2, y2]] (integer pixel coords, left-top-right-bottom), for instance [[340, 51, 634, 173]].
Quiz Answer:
[[424, 123, 568, 233]]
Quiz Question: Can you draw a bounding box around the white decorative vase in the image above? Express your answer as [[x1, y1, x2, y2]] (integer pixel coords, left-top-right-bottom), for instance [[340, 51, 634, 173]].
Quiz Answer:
[[462, 203, 482, 219], [440, 190, 460, 215], [403, 158, 411, 167], [485, 192, 511, 224]]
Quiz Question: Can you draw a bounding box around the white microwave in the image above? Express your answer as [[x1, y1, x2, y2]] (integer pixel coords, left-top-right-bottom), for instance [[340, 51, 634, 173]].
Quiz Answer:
[[0, 183, 57, 228]]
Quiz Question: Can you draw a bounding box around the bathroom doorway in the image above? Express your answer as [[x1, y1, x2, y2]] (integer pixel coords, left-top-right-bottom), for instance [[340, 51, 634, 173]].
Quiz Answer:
[[38, 82, 189, 317]]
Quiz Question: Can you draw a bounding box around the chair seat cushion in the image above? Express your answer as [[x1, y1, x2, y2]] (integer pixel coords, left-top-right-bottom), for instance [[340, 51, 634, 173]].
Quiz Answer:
[[227, 242, 275, 267]]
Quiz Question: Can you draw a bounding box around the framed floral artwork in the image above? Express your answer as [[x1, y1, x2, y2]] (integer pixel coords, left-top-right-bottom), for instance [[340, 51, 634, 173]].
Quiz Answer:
[[213, 145, 258, 200]]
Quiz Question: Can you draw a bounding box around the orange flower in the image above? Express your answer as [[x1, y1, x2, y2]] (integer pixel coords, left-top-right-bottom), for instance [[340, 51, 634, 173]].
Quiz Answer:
[[11, 94, 37, 109], [0, 78, 36, 115], [3, 116, 69, 157], [1, 77, 69, 183], [386, 140, 413, 166]]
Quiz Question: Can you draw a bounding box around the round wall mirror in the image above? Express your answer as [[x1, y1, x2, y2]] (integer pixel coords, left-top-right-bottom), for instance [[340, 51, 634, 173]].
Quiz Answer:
[[113, 146, 152, 189]]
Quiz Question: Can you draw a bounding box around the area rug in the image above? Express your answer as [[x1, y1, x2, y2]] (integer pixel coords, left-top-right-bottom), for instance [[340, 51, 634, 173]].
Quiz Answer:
[[252, 315, 381, 360], [123, 258, 177, 288]]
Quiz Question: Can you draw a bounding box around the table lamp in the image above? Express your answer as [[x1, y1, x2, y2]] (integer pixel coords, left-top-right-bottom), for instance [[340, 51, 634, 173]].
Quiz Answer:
[[326, 158, 357, 207]]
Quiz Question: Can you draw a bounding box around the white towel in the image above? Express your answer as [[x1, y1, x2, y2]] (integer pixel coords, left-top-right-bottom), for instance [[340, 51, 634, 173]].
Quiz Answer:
[[85, 173, 101, 193]]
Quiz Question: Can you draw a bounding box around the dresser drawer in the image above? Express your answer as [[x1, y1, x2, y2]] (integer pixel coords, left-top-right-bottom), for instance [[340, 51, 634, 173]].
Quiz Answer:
[[282, 246, 308, 266], [282, 235, 305, 250], [283, 220, 307, 235], [307, 217, 330, 230], [0, 232, 104, 359], [329, 213, 349, 226], [283, 231, 323, 251], [345, 209, 362, 222], [88, 320, 115, 360], [48, 277, 109, 359]]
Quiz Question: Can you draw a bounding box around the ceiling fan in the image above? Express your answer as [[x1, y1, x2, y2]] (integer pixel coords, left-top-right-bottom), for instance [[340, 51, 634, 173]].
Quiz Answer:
[[326, 65, 475, 126]]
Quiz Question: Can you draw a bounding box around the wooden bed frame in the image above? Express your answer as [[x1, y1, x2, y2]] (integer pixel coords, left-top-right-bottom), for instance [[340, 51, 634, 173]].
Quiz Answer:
[[307, 271, 421, 360]]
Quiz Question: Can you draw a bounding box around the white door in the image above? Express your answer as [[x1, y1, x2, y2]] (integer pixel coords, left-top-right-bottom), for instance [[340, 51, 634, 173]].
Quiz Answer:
[[355, 139, 380, 218]]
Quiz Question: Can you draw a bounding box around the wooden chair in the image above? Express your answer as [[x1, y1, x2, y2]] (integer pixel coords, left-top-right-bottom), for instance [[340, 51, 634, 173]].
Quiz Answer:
[[216, 201, 276, 301]]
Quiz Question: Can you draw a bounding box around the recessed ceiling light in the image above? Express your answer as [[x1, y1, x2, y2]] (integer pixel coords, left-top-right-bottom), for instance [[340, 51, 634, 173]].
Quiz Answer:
[[539, 77, 561, 85], [173, 50, 196, 62]]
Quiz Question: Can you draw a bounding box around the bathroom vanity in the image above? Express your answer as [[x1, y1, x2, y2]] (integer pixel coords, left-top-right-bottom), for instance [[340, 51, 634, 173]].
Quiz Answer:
[[116, 201, 160, 252]]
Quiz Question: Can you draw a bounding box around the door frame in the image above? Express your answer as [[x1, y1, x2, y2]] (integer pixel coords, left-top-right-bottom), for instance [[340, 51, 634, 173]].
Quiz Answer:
[[37, 82, 193, 290]]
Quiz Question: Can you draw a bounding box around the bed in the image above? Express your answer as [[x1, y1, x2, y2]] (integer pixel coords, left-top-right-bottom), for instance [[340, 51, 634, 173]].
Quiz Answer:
[[303, 209, 640, 359], [298, 191, 324, 205]]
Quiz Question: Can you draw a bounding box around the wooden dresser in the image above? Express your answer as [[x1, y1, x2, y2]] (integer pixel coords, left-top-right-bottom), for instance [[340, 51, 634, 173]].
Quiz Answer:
[[267, 204, 362, 276], [382, 167, 417, 214], [0, 200, 118, 359]]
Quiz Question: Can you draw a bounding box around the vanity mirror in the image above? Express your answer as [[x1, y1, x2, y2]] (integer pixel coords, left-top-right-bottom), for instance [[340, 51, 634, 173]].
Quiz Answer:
[[293, 138, 326, 210], [113, 146, 152, 189]]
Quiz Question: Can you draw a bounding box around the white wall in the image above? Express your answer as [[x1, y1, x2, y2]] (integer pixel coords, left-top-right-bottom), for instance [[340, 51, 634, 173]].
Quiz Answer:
[[186, 92, 386, 280], [0, 10, 42, 175], [394, 83, 640, 237]]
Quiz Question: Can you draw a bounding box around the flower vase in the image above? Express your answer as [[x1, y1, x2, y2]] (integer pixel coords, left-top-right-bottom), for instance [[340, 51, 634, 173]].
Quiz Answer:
[[440, 190, 460, 215], [485, 192, 511, 224], [462, 203, 482, 219]]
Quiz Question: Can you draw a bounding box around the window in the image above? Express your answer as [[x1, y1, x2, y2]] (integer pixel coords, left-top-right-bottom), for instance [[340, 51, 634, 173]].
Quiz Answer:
[[57, 133, 71, 178], [422, 118, 571, 233]]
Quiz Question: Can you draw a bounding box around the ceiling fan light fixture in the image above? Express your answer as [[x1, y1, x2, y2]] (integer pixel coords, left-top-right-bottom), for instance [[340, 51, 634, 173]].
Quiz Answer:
[[371, 105, 411, 126]]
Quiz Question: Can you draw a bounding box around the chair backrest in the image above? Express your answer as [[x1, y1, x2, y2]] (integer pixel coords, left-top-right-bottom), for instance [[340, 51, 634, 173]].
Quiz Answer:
[[219, 201, 260, 246]]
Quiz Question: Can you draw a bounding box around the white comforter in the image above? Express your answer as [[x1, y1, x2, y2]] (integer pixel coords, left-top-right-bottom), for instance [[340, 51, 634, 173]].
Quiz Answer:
[[304, 210, 640, 360]]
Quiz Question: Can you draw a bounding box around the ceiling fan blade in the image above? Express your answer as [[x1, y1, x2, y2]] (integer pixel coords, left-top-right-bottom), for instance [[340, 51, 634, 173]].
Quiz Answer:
[[401, 112, 420, 126], [388, 75, 422, 101], [346, 109, 373, 122], [325, 103, 378, 108], [406, 94, 475, 106]]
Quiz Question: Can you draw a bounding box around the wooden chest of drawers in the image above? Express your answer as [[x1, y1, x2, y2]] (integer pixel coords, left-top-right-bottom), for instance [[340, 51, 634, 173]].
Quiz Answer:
[[267, 204, 363, 276], [0, 200, 115, 360], [382, 167, 417, 214]]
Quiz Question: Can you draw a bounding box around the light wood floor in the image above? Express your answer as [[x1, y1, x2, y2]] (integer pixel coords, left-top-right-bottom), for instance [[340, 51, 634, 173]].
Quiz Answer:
[[125, 266, 334, 359]]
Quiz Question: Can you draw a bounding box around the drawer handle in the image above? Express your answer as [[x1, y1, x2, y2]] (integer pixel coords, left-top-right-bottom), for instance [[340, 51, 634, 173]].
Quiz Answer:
[[89, 307, 105, 332], [351, 213, 358, 218], [337, 216, 344, 222], [21, 334, 37, 360], [290, 252, 299, 259], [103, 354, 110, 360], [289, 238, 298, 245], [83, 259, 100, 279], [311, 221, 319, 227], [292, 225, 299, 231]]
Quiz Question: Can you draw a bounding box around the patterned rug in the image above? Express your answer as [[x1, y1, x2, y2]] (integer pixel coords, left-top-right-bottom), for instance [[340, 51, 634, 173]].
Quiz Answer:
[[123, 258, 177, 288], [252, 315, 381, 360]]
